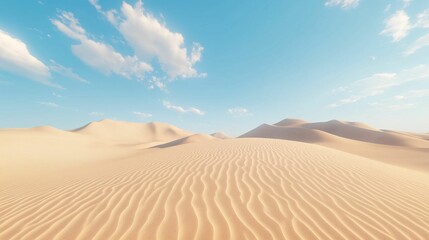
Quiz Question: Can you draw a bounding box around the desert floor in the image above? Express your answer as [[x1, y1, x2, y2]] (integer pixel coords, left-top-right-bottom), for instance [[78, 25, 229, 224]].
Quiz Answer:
[[1, 119, 428, 240]]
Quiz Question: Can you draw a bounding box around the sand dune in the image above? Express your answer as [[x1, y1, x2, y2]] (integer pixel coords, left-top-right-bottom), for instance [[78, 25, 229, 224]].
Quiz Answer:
[[241, 123, 340, 143], [74, 119, 193, 144], [240, 119, 429, 171], [267, 119, 429, 148], [1, 139, 429, 240], [0, 120, 192, 183], [0, 126, 132, 184], [1, 120, 429, 240], [302, 120, 428, 147], [274, 118, 308, 127]]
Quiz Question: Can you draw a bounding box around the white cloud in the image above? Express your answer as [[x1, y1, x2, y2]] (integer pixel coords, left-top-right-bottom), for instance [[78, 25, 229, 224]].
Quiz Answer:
[[147, 76, 167, 90], [405, 33, 429, 55], [228, 107, 253, 117], [324, 0, 360, 9], [52, 92, 62, 98], [397, 89, 429, 99], [88, 0, 101, 11], [381, 10, 411, 42], [133, 111, 152, 119], [72, 39, 152, 79], [49, 60, 89, 84], [381, 8, 429, 54], [369, 100, 415, 111], [387, 103, 415, 110], [52, 11, 152, 80], [330, 65, 429, 107], [415, 9, 429, 28], [368, 88, 429, 111], [89, 111, 104, 117], [39, 102, 59, 108], [402, 0, 412, 8], [90, 0, 205, 79], [191, 43, 204, 64], [0, 29, 61, 88], [409, 89, 429, 98], [30, 27, 51, 40], [328, 95, 363, 108], [403, 9, 429, 55], [163, 101, 205, 115], [52, 11, 86, 40]]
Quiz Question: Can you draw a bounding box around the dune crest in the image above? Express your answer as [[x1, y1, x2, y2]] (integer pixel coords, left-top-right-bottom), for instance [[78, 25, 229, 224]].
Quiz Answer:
[[74, 119, 193, 144], [301, 120, 428, 147], [244, 118, 429, 148], [273, 118, 308, 127], [154, 133, 217, 148], [211, 132, 233, 139], [240, 118, 429, 171]]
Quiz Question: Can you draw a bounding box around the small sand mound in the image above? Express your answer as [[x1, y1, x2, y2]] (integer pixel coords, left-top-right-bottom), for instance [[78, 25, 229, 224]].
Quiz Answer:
[[154, 133, 216, 148], [211, 132, 233, 139]]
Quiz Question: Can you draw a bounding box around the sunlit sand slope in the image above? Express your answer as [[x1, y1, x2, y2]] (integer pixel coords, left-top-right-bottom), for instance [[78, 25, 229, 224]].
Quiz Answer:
[[240, 119, 429, 171], [1, 139, 428, 240]]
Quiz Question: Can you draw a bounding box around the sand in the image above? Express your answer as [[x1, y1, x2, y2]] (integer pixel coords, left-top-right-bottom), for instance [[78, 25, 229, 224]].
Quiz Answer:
[[241, 119, 429, 172], [1, 119, 429, 240]]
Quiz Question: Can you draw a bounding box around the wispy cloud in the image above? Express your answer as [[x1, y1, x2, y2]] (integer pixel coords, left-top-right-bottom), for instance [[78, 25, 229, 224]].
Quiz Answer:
[[49, 60, 89, 84], [52, 11, 152, 80], [330, 65, 429, 107], [381, 10, 411, 42], [0, 29, 61, 88], [369, 101, 415, 111], [147, 76, 167, 91], [415, 9, 429, 28], [404, 9, 429, 54], [405, 34, 429, 55], [227, 107, 253, 117], [368, 88, 429, 111], [324, 0, 360, 9], [395, 89, 429, 100], [402, 0, 412, 8], [52, 92, 62, 98], [39, 101, 59, 108], [89, 0, 205, 79], [381, 8, 429, 54], [163, 101, 205, 115], [29, 27, 51, 40], [89, 111, 104, 117], [133, 111, 153, 119]]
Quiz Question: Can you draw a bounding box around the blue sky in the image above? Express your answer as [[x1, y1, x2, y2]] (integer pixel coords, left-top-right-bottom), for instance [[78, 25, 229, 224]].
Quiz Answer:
[[1, 0, 428, 136]]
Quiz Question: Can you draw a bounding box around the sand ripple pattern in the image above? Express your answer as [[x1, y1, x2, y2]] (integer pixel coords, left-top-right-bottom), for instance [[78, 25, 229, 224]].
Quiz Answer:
[[1, 139, 429, 240]]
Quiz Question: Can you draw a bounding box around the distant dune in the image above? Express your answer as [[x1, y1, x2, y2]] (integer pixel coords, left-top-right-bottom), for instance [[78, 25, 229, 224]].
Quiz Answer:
[[74, 119, 193, 144], [1, 119, 429, 239], [241, 119, 429, 172], [244, 118, 429, 148]]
